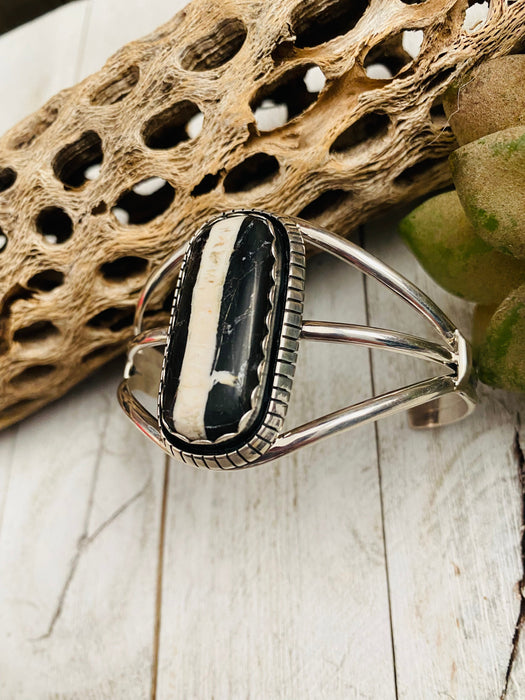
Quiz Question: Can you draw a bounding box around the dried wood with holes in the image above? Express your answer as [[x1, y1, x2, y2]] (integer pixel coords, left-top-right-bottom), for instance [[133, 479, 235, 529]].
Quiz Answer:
[[0, 0, 523, 429]]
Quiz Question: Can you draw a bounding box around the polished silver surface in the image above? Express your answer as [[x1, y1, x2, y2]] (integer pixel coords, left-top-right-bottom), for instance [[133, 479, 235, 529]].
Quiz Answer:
[[118, 210, 477, 469], [133, 245, 186, 336], [295, 219, 457, 342], [300, 321, 454, 366]]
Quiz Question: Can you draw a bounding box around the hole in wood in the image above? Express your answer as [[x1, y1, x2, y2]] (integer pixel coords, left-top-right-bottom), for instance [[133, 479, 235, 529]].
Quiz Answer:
[[298, 189, 352, 220], [112, 178, 175, 225], [100, 256, 149, 282], [253, 101, 288, 132], [291, 0, 369, 49], [87, 306, 136, 332], [180, 18, 247, 71], [53, 131, 104, 188], [0, 399, 34, 422], [330, 111, 390, 154], [224, 153, 280, 193], [423, 66, 455, 93], [0, 285, 32, 351], [304, 66, 326, 92], [82, 344, 121, 364], [91, 201, 107, 216], [143, 100, 203, 149], [365, 63, 393, 80], [36, 206, 73, 244], [251, 64, 326, 132], [27, 269, 65, 292], [90, 65, 140, 105], [84, 163, 102, 181], [112, 208, 129, 225], [1, 285, 33, 317], [430, 98, 448, 127], [402, 29, 424, 59], [271, 40, 295, 64], [187, 112, 204, 139], [13, 320, 60, 345], [10, 364, 57, 387], [191, 172, 221, 197], [463, 1, 489, 32], [0, 228, 7, 253], [0, 167, 17, 192], [395, 156, 443, 185], [364, 34, 413, 80]]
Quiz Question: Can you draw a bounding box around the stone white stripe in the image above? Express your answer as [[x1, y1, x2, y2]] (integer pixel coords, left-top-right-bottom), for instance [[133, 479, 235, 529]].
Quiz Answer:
[[173, 215, 244, 440]]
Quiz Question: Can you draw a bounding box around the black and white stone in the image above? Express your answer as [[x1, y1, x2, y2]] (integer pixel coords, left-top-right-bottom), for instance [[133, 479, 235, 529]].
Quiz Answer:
[[160, 212, 288, 450]]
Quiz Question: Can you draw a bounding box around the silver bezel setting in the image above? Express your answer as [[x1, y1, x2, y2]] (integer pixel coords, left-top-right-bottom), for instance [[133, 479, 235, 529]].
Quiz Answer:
[[157, 210, 306, 469], [118, 209, 477, 470]]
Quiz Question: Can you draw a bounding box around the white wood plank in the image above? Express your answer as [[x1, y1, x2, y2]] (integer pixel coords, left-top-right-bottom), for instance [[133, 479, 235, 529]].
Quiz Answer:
[[364, 218, 525, 698], [157, 254, 397, 699], [0, 0, 90, 557], [0, 4, 166, 697], [0, 1, 90, 134], [0, 363, 164, 698]]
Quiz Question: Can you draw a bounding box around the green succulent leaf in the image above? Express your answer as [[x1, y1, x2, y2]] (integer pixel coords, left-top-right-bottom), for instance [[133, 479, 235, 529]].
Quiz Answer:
[[477, 284, 525, 392], [399, 190, 525, 305], [443, 55, 525, 146], [451, 125, 525, 258]]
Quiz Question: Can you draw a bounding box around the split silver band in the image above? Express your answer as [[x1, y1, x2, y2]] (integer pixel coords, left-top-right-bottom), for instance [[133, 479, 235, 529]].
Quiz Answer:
[[118, 211, 477, 469]]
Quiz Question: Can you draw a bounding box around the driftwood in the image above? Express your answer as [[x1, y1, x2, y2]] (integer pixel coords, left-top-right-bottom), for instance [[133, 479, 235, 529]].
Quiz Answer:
[[0, 0, 524, 429]]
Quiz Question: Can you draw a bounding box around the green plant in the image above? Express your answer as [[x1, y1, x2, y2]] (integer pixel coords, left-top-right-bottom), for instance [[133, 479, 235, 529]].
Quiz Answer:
[[400, 55, 525, 391]]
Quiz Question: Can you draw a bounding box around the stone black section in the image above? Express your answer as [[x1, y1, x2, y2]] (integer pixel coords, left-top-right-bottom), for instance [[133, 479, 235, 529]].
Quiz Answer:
[[160, 212, 290, 455], [160, 228, 209, 433], [204, 216, 275, 441]]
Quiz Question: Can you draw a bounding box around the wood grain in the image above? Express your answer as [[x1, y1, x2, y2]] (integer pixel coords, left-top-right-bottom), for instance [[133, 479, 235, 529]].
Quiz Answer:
[[1, 0, 524, 428], [0, 5, 167, 698], [0, 365, 165, 698], [365, 219, 525, 699], [157, 254, 397, 698]]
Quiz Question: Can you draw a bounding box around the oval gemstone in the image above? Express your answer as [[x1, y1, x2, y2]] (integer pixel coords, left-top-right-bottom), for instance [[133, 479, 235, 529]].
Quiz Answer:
[[160, 212, 290, 452]]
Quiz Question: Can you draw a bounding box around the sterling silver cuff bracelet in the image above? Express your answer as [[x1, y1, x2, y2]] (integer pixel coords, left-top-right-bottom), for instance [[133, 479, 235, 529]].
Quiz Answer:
[[118, 209, 477, 469]]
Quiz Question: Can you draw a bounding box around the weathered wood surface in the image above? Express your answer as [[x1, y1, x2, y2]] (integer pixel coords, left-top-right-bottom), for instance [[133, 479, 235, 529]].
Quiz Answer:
[[0, 2, 525, 699], [1, 0, 524, 430], [365, 222, 525, 699]]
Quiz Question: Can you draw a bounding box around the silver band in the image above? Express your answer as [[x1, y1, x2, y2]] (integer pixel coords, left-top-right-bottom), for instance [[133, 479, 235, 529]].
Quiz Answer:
[[118, 211, 477, 469]]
